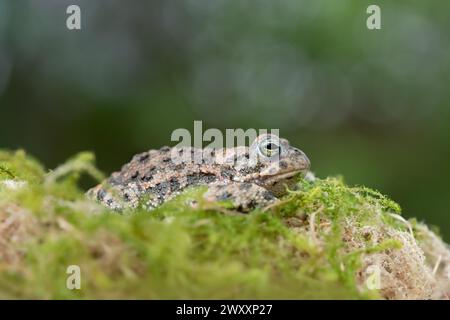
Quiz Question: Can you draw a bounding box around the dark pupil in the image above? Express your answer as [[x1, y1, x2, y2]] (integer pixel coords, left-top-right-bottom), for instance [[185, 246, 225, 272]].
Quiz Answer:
[[266, 143, 277, 151]]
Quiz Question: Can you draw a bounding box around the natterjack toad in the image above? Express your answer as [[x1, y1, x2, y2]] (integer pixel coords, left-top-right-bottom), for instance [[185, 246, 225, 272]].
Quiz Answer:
[[87, 134, 311, 212]]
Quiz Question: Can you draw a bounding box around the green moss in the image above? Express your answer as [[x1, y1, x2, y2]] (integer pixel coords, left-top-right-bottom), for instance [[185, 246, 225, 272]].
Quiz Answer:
[[0, 149, 443, 299], [0, 150, 45, 183]]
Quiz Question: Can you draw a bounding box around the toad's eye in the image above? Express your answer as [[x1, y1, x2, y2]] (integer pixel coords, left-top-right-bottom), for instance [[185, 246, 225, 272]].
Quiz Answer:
[[258, 139, 281, 158]]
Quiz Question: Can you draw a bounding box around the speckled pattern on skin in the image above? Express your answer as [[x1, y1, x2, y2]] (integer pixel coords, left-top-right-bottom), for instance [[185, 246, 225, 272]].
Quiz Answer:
[[87, 134, 311, 212]]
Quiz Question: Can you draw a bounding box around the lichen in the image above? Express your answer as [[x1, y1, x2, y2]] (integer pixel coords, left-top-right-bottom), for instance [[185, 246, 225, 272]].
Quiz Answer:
[[0, 149, 449, 299]]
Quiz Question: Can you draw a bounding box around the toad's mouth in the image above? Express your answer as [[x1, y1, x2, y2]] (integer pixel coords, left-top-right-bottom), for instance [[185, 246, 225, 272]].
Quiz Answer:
[[262, 169, 303, 185]]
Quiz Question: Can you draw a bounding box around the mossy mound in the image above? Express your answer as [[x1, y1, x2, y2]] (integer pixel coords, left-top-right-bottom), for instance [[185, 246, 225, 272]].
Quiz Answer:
[[0, 150, 449, 299]]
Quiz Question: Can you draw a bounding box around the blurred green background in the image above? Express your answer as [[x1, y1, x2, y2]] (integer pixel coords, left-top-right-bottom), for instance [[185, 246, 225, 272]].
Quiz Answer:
[[0, 1, 449, 239]]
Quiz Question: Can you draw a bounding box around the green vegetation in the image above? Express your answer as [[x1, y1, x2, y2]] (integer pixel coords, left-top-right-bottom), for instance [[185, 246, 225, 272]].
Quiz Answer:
[[0, 150, 448, 299]]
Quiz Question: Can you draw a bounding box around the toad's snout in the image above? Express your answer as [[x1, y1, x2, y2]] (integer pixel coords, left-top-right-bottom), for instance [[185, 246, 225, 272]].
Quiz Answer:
[[291, 147, 310, 170]]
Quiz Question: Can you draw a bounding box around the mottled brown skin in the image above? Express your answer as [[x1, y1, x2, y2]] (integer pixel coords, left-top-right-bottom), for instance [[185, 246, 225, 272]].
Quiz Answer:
[[87, 134, 311, 212]]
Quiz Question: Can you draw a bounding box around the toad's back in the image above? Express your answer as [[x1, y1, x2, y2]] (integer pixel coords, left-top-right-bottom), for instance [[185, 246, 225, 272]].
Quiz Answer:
[[88, 146, 243, 210]]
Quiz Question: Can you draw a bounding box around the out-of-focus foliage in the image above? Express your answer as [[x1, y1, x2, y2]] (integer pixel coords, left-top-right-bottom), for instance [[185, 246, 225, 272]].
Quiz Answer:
[[0, 1, 449, 238]]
